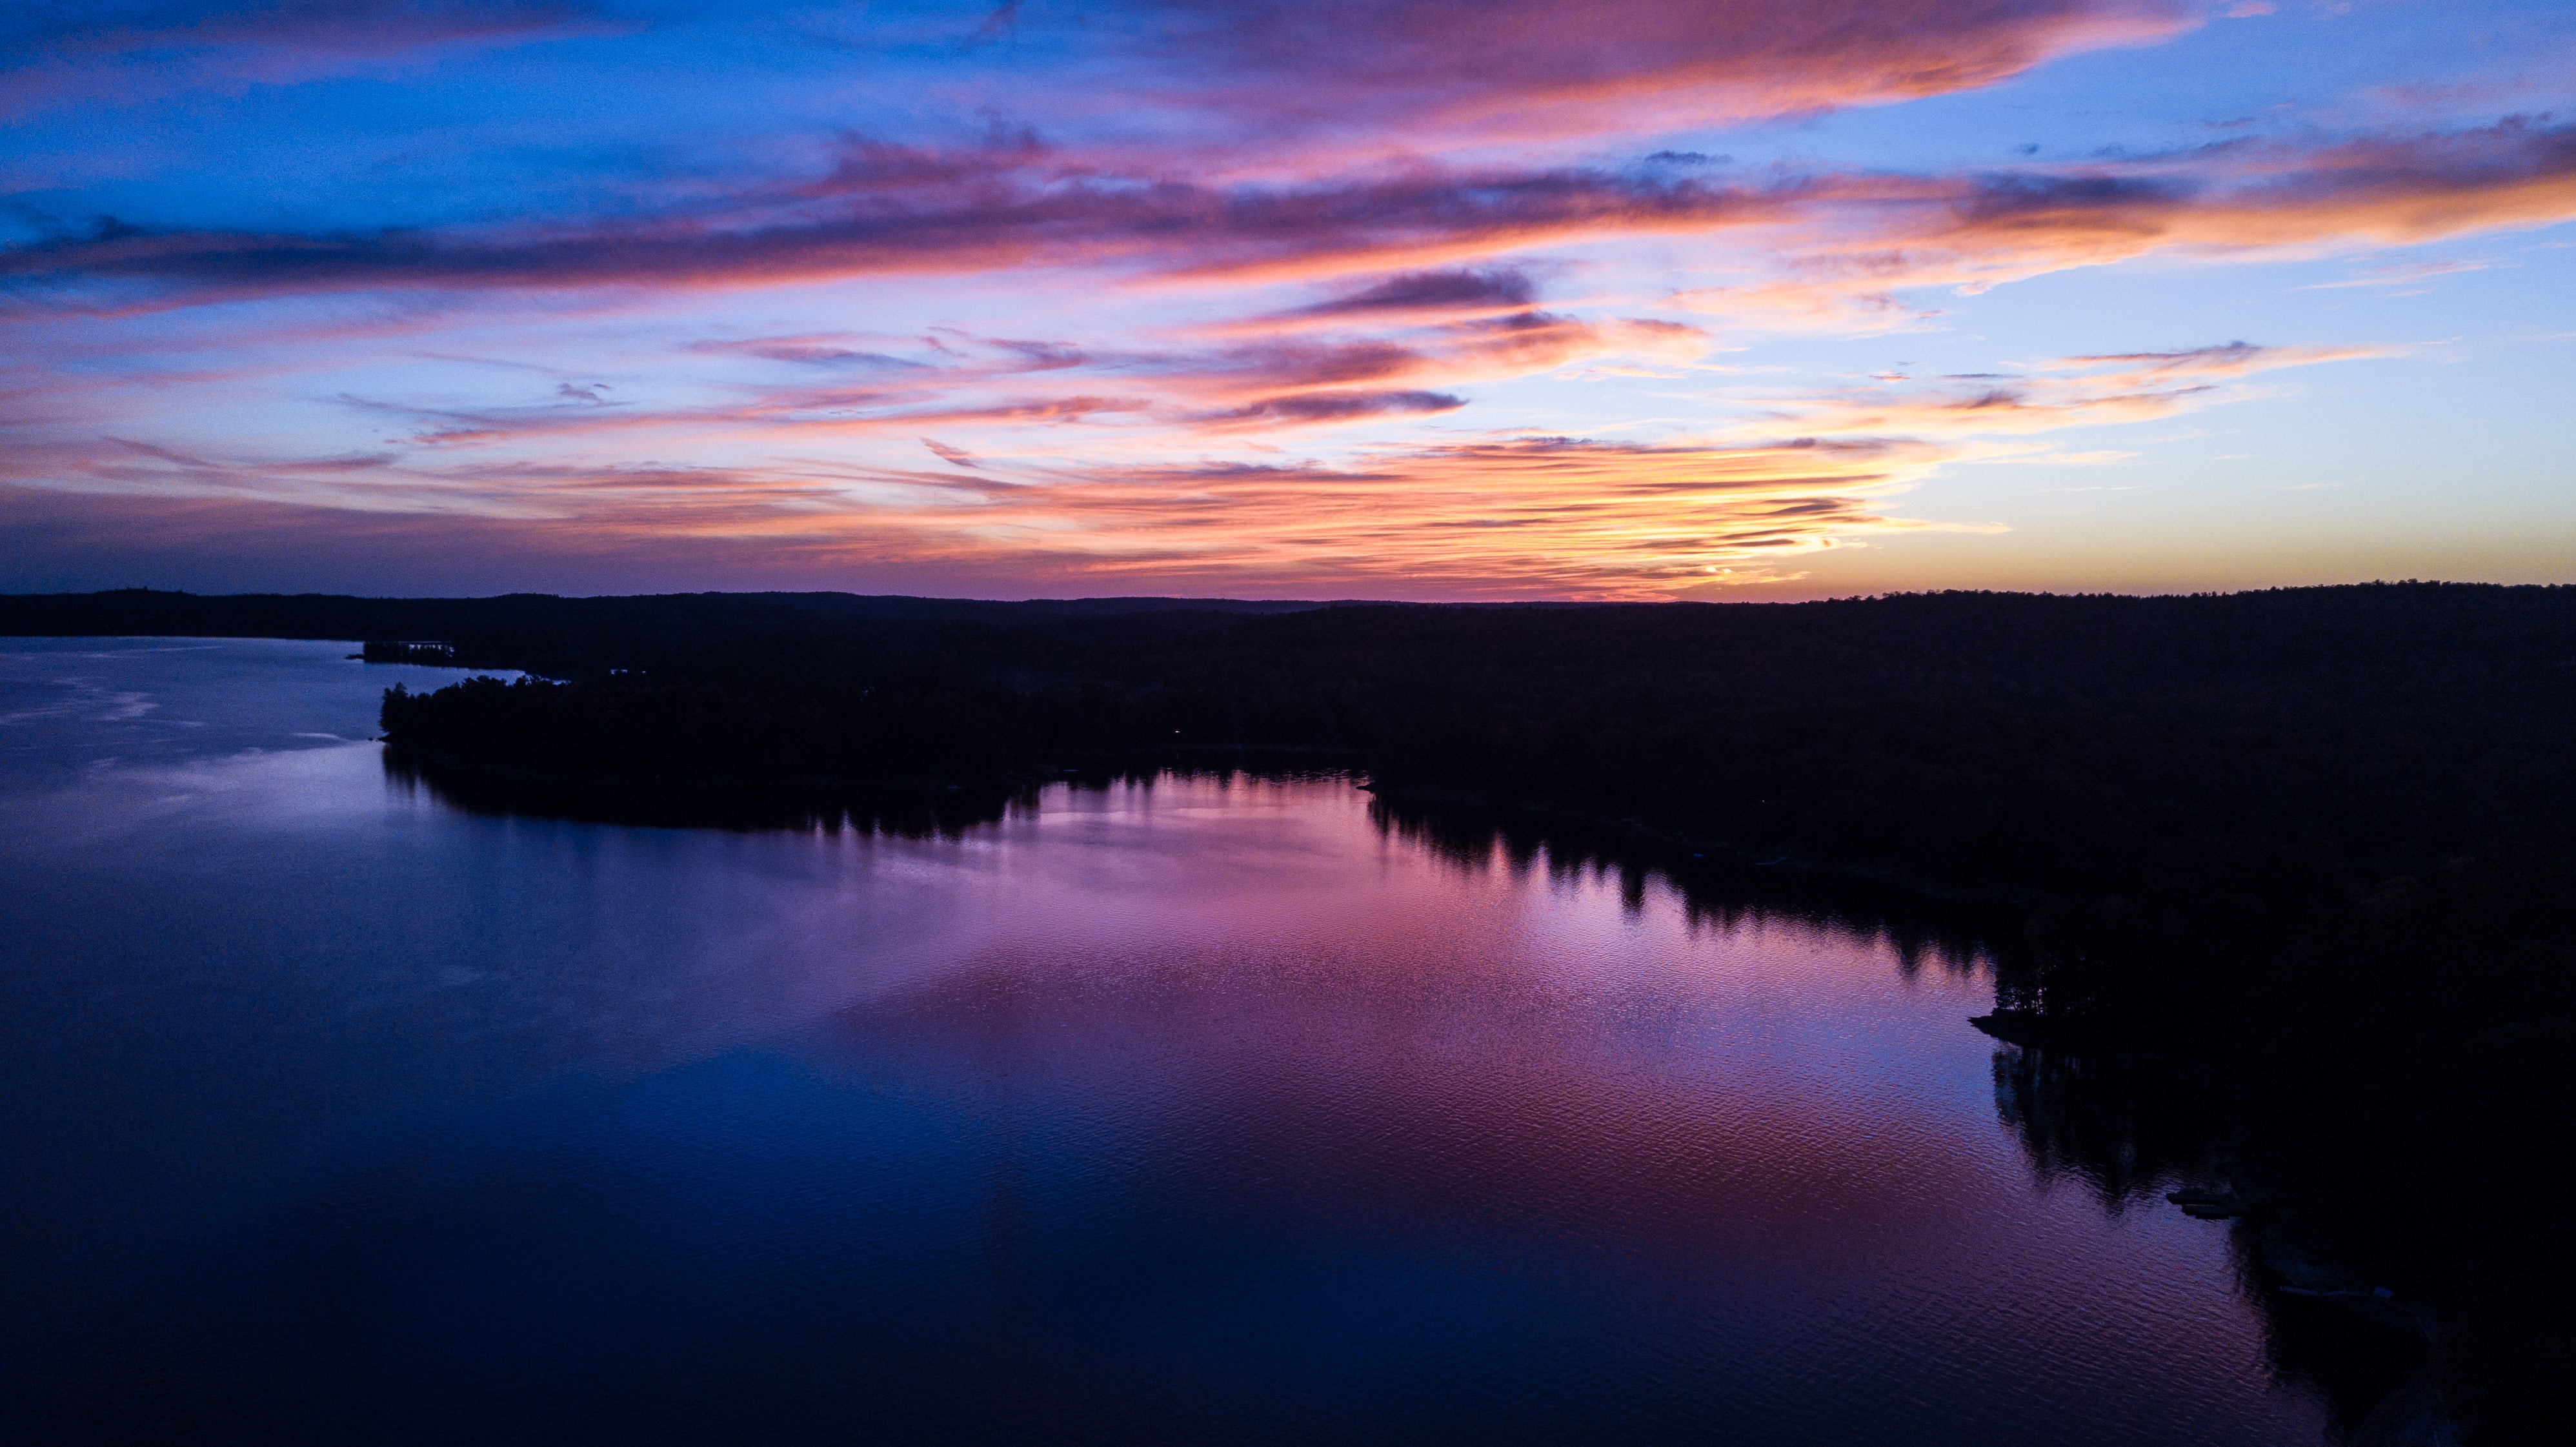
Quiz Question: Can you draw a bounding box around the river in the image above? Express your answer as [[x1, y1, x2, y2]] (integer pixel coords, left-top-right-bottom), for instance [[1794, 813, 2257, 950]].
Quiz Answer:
[[1, 638, 2379, 1443]]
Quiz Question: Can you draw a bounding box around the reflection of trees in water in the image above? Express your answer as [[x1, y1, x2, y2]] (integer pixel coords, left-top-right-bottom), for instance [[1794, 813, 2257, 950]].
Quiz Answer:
[[1377, 789, 2428, 1436], [1366, 793, 1998, 974], [381, 749, 1034, 837], [1968, 1029, 2422, 1424], [2235, 1237, 2431, 1442], [385, 754, 1360, 837], [1977, 1040, 2417, 1438], [1986, 1045, 2222, 1209], [1957, 1016, 2423, 1426]]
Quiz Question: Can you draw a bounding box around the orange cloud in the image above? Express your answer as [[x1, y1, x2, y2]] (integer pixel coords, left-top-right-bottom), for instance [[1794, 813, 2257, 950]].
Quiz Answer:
[[0, 429, 1966, 598]]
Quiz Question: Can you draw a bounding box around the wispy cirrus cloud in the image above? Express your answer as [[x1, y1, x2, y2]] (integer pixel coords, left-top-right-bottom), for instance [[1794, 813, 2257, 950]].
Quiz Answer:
[[2299, 257, 2504, 290], [1678, 120, 2576, 329], [1258, 267, 1541, 327], [303, 308, 1704, 448], [0, 0, 629, 117], [1136, 0, 2193, 151], [3, 1, 2195, 143], [1753, 341, 2390, 438], [11, 120, 2572, 323], [0, 150, 1788, 306]]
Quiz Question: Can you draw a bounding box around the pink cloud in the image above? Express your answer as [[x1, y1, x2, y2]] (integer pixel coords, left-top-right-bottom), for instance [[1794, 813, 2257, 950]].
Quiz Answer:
[[1143, 0, 2193, 147], [289, 306, 1699, 450], [1678, 119, 2576, 329], [12, 119, 2571, 325]]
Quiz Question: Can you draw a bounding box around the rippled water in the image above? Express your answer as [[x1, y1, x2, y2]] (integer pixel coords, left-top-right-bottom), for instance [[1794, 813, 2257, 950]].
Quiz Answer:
[[1, 639, 2354, 1444]]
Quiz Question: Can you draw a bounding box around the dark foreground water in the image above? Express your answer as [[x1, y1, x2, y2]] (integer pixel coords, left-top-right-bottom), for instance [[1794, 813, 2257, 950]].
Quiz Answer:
[[3, 640, 2378, 1444]]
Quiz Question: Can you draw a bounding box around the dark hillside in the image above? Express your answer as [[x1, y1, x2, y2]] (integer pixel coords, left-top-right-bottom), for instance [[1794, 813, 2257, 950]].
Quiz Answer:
[[0, 588, 1329, 678]]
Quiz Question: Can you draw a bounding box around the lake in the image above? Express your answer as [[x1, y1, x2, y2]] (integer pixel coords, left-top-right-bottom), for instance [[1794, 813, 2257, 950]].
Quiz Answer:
[[1, 638, 2381, 1444]]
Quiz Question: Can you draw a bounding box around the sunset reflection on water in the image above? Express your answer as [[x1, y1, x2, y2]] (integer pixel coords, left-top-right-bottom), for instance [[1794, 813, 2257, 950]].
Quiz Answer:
[[3, 643, 2343, 1444]]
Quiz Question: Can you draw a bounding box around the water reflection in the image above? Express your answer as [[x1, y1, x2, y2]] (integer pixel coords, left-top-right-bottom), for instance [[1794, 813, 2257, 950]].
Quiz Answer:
[[1367, 789, 2001, 971], [4, 647, 2377, 1444], [383, 745, 1038, 836], [1987, 1046, 2224, 1208], [1365, 789, 2423, 1436]]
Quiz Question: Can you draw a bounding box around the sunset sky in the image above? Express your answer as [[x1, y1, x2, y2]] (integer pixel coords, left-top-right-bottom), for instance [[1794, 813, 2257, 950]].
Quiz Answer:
[[5, 1, 2571, 600]]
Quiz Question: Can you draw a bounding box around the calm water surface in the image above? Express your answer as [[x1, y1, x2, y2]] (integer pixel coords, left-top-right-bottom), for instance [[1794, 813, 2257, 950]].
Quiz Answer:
[[3, 639, 2348, 1443]]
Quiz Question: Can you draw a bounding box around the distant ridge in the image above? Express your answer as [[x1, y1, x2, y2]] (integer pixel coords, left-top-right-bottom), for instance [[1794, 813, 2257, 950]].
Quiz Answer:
[[6, 580, 2565, 634], [0, 587, 1343, 635]]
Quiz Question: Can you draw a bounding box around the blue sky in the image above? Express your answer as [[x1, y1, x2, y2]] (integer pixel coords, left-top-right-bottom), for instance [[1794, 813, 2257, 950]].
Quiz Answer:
[[5, 1, 2571, 598]]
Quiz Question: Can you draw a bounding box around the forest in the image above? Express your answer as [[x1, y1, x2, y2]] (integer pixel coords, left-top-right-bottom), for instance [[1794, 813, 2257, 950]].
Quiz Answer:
[[7, 581, 2572, 1435]]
